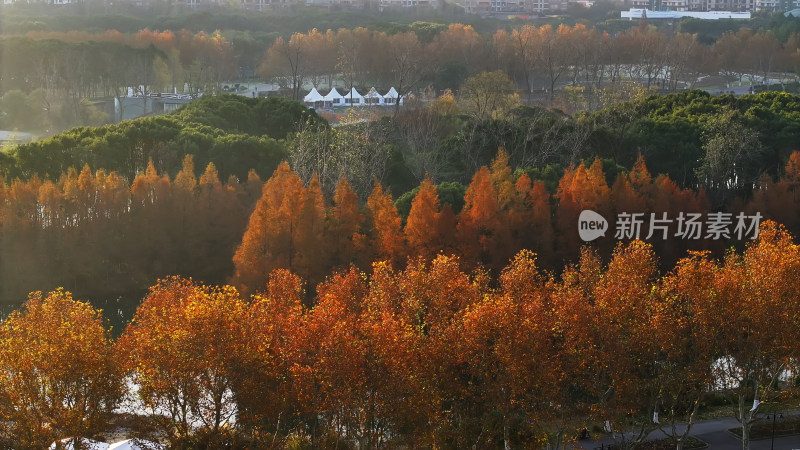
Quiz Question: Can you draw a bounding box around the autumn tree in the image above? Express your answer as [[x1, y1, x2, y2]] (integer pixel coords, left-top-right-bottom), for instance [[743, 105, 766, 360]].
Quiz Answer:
[[539, 25, 571, 105], [304, 28, 337, 88], [236, 269, 305, 436], [589, 241, 664, 449], [261, 33, 308, 101], [665, 33, 705, 91], [655, 251, 720, 450], [328, 177, 365, 269], [404, 178, 443, 262], [426, 24, 486, 89], [117, 277, 248, 447], [365, 181, 405, 266], [291, 268, 374, 446], [711, 222, 800, 450], [554, 158, 612, 262], [190, 162, 249, 284], [458, 70, 520, 122], [446, 250, 564, 448], [746, 151, 800, 238], [507, 25, 541, 102], [742, 30, 781, 87], [289, 120, 393, 200], [457, 166, 506, 270], [510, 174, 555, 267], [386, 31, 425, 115], [498, 251, 574, 447], [233, 162, 317, 295], [0, 290, 122, 448], [295, 173, 328, 287], [388, 255, 487, 446]]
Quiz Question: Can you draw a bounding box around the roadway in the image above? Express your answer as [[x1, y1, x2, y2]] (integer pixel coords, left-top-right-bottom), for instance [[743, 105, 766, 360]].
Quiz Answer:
[[580, 415, 800, 449]]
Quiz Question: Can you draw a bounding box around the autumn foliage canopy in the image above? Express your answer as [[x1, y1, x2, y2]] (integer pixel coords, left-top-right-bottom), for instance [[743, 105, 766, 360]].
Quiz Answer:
[[1, 154, 800, 447]]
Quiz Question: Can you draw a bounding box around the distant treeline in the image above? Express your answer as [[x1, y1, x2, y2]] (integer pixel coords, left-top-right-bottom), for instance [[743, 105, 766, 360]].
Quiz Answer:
[[4, 10, 800, 132], [4, 90, 800, 196]]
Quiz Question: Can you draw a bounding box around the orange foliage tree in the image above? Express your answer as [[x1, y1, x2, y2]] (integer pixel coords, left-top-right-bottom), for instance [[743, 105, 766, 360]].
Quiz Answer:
[[233, 162, 326, 295], [555, 158, 612, 262], [655, 251, 720, 450], [710, 222, 800, 448], [404, 178, 443, 262], [237, 269, 306, 436], [0, 290, 122, 448], [588, 241, 663, 446], [116, 277, 248, 447], [365, 180, 405, 266]]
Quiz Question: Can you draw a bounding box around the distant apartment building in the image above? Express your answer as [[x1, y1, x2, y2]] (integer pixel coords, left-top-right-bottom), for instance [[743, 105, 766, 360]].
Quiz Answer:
[[305, 0, 368, 7], [239, 0, 270, 10], [2, 0, 80, 4], [628, 0, 798, 10], [379, 0, 436, 8], [463, 0, 567, 13]]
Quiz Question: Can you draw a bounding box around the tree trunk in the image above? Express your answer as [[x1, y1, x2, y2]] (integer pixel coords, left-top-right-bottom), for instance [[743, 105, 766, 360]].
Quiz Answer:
[[741, 420, 750, 450], [503, 414, 511, 450], [738, 389, 757, 450]]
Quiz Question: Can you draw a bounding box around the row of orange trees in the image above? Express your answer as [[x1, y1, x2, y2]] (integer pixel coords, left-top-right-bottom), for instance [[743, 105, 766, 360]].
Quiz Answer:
[[231, 150, 800, 294], [3, 148, 800, 311], [2, 223, 799, 449], [0, 156, 269, 308]]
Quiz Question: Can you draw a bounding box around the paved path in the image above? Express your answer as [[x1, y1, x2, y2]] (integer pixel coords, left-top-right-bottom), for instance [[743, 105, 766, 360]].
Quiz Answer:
[[576, 416, 800, 449]]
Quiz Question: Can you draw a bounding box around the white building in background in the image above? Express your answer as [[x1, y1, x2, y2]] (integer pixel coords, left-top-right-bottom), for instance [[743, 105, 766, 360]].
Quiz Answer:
[[462, 0, 567, 13], [625, 0, 790, 11], [378, 0, 438, 8], [1, 0, 81, 3], [621, 8, 751, 18], [305, 0, 365, 7], [0, 131, 36, 145], [115, 92, 195, 123]]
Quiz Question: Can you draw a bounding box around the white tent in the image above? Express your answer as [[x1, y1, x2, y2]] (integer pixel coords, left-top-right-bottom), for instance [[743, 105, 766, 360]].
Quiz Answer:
[[50, 438, 110, 450], [108, 439, 165, 450], [363, 87, 383, 106], [383, 87, 403, 106], [344, 87, 363, 106], [303, 87, 324, 106], [322, 87, 344, 108]]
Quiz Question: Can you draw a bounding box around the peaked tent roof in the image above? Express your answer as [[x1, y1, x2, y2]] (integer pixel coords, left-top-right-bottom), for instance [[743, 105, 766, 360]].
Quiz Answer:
[[364, 87, 382, 99], [345, 87, 363, 99], [383, 87, 399, 99], [303, 87, 324, 103], [323, 88, 344, 101]]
